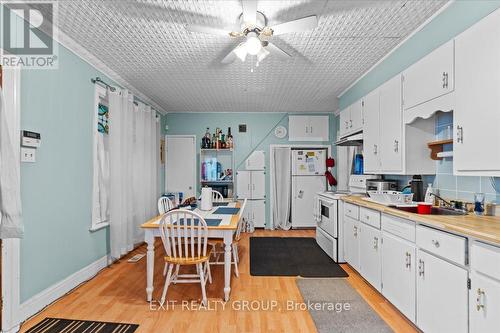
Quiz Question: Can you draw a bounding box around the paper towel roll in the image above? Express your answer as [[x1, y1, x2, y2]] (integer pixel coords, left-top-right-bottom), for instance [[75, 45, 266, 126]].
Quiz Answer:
[[200, 187, 213, 211]]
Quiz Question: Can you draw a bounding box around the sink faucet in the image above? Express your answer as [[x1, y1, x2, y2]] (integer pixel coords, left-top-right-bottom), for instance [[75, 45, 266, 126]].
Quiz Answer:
[[430, 193, 454, 208]]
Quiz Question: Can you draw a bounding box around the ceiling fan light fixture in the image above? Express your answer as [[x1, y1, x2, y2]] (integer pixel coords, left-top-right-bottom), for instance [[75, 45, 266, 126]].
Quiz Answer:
[[245, 31, 262, 55], [233, 43, 248, 62], [256, 47, 270, 62]]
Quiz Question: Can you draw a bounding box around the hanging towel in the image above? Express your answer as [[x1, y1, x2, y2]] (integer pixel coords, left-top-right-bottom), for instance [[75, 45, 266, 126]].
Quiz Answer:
[[0, 86, 23, 238]]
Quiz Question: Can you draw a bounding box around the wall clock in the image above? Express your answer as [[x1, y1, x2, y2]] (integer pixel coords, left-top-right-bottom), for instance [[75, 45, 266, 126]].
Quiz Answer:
[[274, 125, 287, 139]]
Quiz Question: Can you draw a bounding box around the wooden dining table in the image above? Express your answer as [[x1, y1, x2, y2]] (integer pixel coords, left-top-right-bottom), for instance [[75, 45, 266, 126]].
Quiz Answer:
[[140, 201, 240, 302]]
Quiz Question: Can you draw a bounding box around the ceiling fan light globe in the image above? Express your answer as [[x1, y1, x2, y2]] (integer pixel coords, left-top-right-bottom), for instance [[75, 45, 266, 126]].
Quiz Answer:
[[246, 32, 262, 55]]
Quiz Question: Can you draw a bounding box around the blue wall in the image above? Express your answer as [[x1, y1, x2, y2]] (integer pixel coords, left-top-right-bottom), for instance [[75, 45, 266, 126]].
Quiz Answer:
[[163, 113, 336, 227], [339, 1, 500, 204], [20, 45, 112, 301]]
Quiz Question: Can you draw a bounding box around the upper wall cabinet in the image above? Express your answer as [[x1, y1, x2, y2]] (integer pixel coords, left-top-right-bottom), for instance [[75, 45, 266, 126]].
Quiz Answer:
[[289, 115, 329, 142], [339, 99, 363, 138], [454, 9, 500, 176], [403, 40, 454, 110]]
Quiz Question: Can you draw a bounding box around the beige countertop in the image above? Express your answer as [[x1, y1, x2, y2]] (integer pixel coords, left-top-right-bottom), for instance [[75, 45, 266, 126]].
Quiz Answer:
[[342, 196, 500, 246]]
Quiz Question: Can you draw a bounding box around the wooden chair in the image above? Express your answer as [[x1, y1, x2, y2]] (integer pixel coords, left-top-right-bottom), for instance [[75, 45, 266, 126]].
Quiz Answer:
[[158, 209, 212, 305], [209, 199, 247, 277], [158, 196, 174, 214]]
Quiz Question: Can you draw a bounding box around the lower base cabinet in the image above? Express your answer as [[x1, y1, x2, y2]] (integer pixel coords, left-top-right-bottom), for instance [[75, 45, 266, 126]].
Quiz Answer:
[[416, 250, 468, 333], [344, 216, 360, 271], [469, 271, 500, 333], [359, 223, 382, 291], [239, 199, 266, 228], [381, 232, 416, 322]]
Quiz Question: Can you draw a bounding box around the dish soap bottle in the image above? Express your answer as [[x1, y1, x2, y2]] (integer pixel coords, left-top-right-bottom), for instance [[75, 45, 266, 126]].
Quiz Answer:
[[424, 183, 434, 204]]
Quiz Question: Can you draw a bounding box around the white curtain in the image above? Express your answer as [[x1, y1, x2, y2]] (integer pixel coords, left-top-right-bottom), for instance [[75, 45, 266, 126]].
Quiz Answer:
[[0, 86, 23, 238], [271, 147, 291, 230], [109, 90, 159, 260]]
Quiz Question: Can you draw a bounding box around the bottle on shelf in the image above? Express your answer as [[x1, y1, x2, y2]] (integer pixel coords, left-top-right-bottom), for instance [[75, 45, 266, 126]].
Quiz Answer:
[[212, 133, 216, 149], [221, 133, 226, 149], [227, 127, 233, 149], [202, 127, 211, 149]]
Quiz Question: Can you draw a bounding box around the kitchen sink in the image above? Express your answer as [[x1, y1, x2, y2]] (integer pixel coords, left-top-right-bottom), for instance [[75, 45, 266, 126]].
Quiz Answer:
[[393, 206, 468, 216]]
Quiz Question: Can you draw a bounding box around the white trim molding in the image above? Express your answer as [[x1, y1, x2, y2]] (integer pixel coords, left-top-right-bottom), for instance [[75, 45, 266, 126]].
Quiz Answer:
[[1, 66, 22, 333], [18, 256, 108, 325]]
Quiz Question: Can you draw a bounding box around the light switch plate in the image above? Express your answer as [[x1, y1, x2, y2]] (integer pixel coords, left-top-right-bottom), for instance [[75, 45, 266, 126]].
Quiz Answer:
[[21, 147, 36, 163]]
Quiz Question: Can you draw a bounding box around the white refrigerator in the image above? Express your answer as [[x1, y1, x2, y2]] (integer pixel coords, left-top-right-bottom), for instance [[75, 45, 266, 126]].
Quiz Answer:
[[291, 149, 327, 228]]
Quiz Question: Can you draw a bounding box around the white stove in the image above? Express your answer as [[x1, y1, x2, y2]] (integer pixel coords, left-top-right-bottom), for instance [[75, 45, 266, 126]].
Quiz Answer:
[[315, 175, 379, 262]]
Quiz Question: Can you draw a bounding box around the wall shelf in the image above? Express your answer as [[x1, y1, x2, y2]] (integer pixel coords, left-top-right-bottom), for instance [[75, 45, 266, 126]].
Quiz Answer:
[[427, 139, 453, 160]]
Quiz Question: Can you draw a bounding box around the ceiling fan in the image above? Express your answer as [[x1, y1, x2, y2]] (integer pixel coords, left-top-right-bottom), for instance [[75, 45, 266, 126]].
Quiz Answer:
[[186, 0, 318, 65]]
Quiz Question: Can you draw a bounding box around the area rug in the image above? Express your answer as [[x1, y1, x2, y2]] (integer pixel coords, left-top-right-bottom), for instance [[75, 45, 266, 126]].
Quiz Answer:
[[250, 237, 348, 277], [296, 278, 393, 333], [25, 318, 138, 333]]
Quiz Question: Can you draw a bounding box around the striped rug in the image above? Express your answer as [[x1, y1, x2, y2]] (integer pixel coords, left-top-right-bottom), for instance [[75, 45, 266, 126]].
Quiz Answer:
[[25, 318, 138, 333]]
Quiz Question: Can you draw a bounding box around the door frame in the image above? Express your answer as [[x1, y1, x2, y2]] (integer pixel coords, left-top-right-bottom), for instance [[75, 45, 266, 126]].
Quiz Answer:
[[164, 135, 197, 198], [1, 66, 22, 333], [269, 144, 331, 230]]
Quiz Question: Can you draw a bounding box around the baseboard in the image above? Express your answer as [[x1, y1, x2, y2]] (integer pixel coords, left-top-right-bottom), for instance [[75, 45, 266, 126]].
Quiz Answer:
[[18, 255, 108, 324]]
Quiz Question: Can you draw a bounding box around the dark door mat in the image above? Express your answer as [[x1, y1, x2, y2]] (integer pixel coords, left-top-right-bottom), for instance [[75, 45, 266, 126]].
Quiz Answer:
[[25, 318, 138, 333], [250, 237, 348, 278]]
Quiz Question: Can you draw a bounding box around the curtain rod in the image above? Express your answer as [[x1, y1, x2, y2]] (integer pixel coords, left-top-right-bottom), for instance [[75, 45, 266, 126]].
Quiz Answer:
[[91, 77, 116, 92]]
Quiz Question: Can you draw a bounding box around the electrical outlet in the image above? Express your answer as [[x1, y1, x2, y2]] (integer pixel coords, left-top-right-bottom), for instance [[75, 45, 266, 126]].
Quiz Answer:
[[21, 147, 36, 163]]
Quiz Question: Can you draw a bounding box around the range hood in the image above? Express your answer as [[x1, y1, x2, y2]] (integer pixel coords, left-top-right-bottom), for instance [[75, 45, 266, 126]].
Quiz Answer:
[[334, 131, 363, 146]]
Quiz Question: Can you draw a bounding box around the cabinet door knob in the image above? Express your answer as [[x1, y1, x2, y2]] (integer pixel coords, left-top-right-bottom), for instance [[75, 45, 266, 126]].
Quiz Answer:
[[442, 72, 446, 88], [394, 140, 399, 153], [476, 288, 485, 311], [349, 119, 353, 128], [456, 125, 464, 143], [431, 239, 440, 248]]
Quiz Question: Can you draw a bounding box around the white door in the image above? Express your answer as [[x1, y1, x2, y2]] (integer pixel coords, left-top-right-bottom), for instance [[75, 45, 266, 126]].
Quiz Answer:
[[363, 88, 380, 173], [379, 75, 403, 173], [454, 9, 500, 175], [359, 223, 382, 291], [381, 232, 416, 322], [403, 40, 454, 109], [251, 171, 265, 199], [416, 250, 468, 333], [339, 107, 351, 137], [344, 216, 360, 271], [288, 115, 310, 141], [252, 199, 266, 228], [470, 271, 500, 333], [236, 171, 252, 199], [165, 135, 196, 198], [292, 176, 325, 228], [350, 99, 363, 132], [309, 116, 329, 141]]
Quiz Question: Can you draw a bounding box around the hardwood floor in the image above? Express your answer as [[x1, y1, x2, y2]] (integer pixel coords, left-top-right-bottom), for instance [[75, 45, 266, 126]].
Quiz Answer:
[[20, 230, 417, 333]]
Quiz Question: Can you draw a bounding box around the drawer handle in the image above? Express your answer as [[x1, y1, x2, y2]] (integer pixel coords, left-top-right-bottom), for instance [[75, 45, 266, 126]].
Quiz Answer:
[[476, 288, 485, 311], [431, 239, 440, 248], [353, 226, 358, 237], [373, 237, 378, 250], [365, 215, 370, 220]]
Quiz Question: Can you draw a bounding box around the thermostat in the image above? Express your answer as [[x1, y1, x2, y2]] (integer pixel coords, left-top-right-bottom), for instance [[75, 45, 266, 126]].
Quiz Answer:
[[21, 130, 41, 148]]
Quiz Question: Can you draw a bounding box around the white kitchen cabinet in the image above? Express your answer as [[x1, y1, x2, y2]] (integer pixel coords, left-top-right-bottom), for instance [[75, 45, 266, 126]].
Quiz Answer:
[[289, 115, 329, 141], [416, 250, 468, 333], [239, 199, 266, 228], [381, 232, 416, 322], [236, 170, 265, 200], [359, 223, 382, 291], [245, 150, 265, 170], [454, 9, 500, 176], [470, 271, 500, 333], [344, 216, 360, 272], [339, 100, 363, 138], [403, 40, 454, 110], [379, 75, 403, 172], [362, 88, 380, 173]]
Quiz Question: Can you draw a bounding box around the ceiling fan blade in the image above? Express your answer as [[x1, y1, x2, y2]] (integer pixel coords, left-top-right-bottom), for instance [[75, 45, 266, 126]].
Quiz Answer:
[[186, 24, 231, 36], [242, 0, 257, 25], [221, 43, 248, 63], [266, 42, 291, 60], [221, 50, 237, 64], [270, 15, 318, 35]]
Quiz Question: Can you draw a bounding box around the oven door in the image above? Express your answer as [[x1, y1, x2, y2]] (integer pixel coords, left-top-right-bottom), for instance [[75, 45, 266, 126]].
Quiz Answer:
[[318, 197, 338, 238]]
